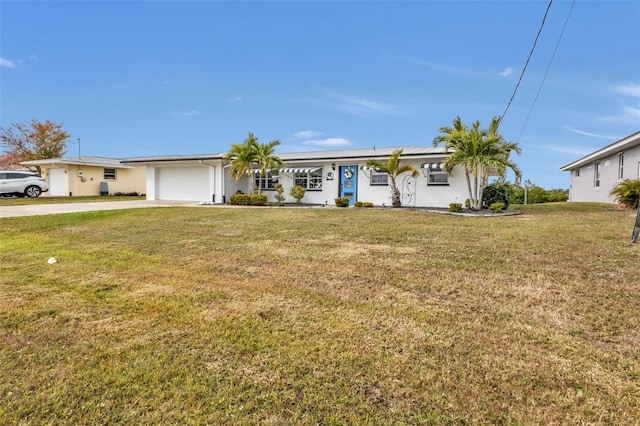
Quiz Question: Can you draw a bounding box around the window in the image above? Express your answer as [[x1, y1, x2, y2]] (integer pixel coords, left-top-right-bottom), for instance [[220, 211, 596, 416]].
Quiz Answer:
[[370, 170, 388, 185], [618, 152, 624, 179], [5, 172, 35, 179], [104, 168, 117, 180], [427, 163, 448, 185], [294, 168, 323, 190], [575, 168, 580, 178], [254, 171, 279, 191], [594, 161, 600, 188]]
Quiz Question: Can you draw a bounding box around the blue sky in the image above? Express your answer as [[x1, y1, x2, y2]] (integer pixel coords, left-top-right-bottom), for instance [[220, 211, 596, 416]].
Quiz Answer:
[[1, 0, 639, 188]]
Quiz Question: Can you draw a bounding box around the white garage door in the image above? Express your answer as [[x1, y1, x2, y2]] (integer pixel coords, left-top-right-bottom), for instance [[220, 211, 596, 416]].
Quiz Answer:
[[157, 167, 210, 201]]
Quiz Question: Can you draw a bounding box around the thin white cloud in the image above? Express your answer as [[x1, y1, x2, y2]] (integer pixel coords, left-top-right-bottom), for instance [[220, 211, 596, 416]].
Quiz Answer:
[[293, 130, 322, 139], [338, 95, 398, 115], [597, 103, 640, 125], [228, 96, 244, 102], [28, 54, 38, 61], [316, 88, 404, 117], [563, 125, 620, 140], [613, 83, 640, 98], [499, 67, 514, 77], [169, 110, 202, 117], [523, 142, 592, 157], [0, 57, 16, 68], [302, 137, 351, 147], [383, 53, 478, 77]]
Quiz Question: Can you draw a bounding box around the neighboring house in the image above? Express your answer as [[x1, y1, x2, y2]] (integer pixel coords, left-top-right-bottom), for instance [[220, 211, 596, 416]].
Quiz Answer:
[[0, 154, 32, 172], [21, 156, 146, 197], [123, 146, 474, 208], [560, 131, 640, 204]]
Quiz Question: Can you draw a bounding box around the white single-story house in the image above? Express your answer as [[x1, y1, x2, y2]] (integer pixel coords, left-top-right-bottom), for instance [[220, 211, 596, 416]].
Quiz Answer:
[[123, 146, 474, 208], [560, 131, 640, 204], [21, 156, 146, 197]]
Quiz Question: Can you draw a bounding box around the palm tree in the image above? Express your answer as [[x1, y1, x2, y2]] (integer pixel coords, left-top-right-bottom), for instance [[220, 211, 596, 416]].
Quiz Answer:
[[366, 149, 418, 207], [433, 116, 474, 203], [610, 178, 640, 209], [254, 139, 282, 194], [434, 116, 521, 210], [224, 133, 259, 194], [224, 132, 282, 194], [472, 118, 521, 209]]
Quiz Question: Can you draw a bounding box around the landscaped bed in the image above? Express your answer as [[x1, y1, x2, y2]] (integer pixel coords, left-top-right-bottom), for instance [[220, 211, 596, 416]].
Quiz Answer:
[[1, 203, 638, 424]]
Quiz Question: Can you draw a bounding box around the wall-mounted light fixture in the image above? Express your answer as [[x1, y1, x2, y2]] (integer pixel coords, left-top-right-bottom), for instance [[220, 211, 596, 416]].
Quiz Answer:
[[331, 163, 336, 171]]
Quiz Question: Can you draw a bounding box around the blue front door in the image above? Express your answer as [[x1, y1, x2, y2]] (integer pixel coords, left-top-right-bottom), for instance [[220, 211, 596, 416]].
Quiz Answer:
[[339, 165, 357, 205]]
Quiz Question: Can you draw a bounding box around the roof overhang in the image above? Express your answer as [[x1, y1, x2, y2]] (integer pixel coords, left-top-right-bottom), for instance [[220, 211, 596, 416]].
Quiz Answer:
[[560, 130, 640, 171], [21, 158, 135, 169], [122, 153, 225, 164]]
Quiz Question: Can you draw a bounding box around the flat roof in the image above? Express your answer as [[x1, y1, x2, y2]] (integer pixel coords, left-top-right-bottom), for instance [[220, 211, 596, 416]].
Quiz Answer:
[[122, 146, 451, 164], [21, 156, 136, 169]]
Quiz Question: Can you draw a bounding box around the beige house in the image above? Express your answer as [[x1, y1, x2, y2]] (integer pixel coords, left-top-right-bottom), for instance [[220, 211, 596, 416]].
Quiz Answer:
[[21, 156, 146, 197]]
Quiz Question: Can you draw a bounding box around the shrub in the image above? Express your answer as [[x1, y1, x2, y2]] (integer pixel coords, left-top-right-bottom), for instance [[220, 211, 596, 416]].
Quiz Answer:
[[546, 188, 569, 203], [112, 192, 142, 197], [273, 183, 285, 206], [355, 201, 373, 208], [610, 178, 640, 209], [289, 185, 306, 204], [335, 197, 350, 207], [465, 199, 471, 209], [489, 202, 505, 213], [249, 194, 267, 206], [229, 193, 251, 205], [449, 203, 462, 212], [483, 182, 513, 209], [510, 184, 568, 205]]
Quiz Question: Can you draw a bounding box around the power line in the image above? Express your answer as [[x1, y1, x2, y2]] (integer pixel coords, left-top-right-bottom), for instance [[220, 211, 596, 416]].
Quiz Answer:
[[498, 0, 554, 125], [517, 0, 576, 141]]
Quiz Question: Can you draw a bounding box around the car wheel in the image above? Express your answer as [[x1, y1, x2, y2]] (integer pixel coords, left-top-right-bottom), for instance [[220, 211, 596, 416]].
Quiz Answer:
[[25, 186, 42, 198]]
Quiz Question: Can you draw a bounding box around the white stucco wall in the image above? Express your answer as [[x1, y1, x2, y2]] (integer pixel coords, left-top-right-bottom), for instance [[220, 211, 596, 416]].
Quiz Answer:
[[568, 145, 640, 204], [141, 156, 475, 208], [246, 159, 469, 208]]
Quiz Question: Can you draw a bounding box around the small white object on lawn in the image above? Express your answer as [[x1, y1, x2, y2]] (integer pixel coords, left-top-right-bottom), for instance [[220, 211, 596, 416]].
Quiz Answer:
[[48, 256, 58, 264]]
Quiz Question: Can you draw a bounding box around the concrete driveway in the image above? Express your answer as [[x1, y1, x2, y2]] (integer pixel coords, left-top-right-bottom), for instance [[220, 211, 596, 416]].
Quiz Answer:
[[0, 200, 194, 218]]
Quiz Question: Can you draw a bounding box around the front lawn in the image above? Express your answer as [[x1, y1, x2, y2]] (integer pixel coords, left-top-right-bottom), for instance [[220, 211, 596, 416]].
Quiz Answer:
[[1, 204, 638, 424], [0, 195, 145, 206]]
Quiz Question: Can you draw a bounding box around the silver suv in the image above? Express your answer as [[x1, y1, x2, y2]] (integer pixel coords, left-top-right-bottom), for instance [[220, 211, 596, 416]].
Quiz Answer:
[[0, 171, 49, 197]]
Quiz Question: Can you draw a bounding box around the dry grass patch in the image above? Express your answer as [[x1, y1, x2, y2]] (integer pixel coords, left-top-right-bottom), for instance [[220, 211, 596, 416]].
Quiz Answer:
[[1, 203, 639, 424]]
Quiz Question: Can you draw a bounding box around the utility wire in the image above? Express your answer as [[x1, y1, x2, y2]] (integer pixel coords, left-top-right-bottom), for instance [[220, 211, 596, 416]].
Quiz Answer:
[[498, 0, 554, 125], [517, 0, 576, 141]]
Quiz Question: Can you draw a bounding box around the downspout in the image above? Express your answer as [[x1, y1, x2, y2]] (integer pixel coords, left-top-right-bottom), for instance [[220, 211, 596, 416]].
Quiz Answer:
[[199, 160, 217, 203]]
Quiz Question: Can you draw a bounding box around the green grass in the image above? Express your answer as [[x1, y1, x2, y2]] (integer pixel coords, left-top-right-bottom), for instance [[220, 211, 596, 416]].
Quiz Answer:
[[0, 195, 145, 206], [1, 203, 639, 424]]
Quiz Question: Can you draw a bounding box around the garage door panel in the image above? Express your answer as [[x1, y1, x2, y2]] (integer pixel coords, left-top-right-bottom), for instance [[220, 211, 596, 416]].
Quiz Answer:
[[158, 167, 209, 201], [49, 168, 67, 196]]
